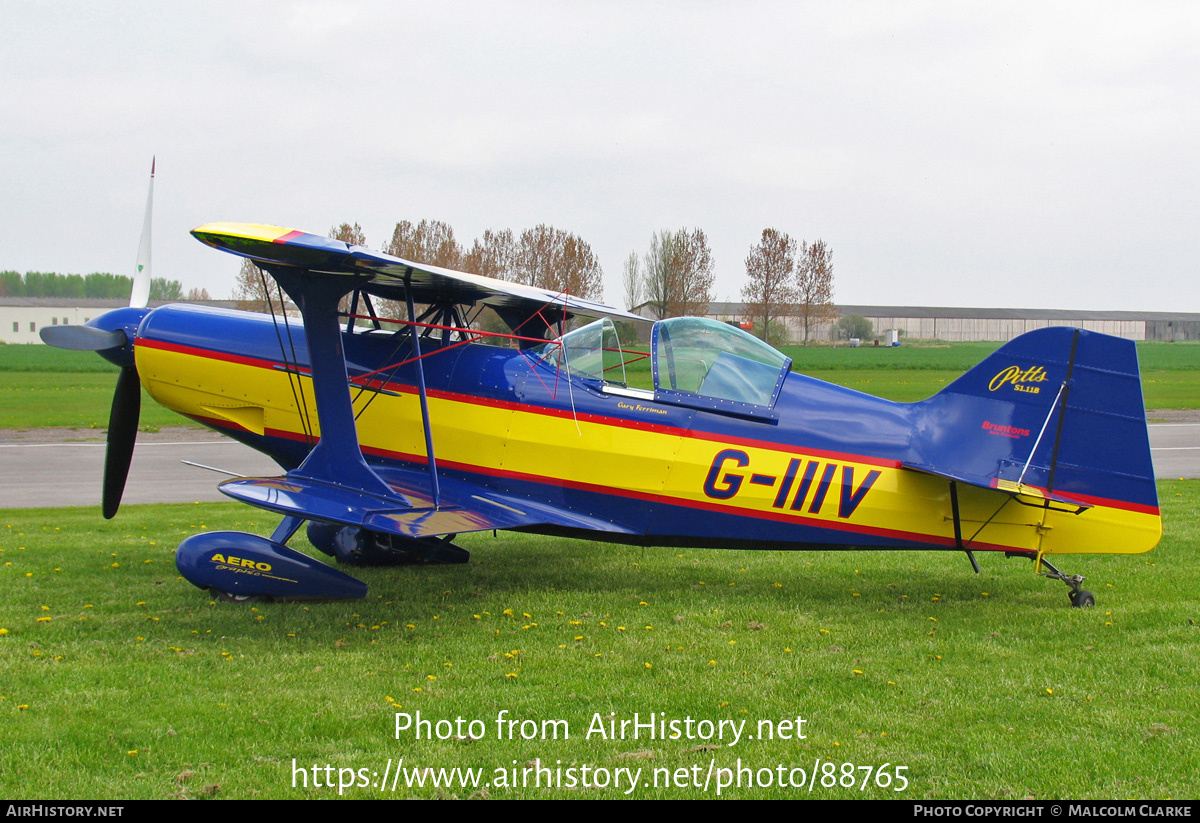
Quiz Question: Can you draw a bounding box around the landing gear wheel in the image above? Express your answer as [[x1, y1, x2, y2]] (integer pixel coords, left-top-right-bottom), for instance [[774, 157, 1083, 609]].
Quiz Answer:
[[1069, 589, 1095, 608], [1012, 554, 1099, 608], [208, 587, 271, 604]]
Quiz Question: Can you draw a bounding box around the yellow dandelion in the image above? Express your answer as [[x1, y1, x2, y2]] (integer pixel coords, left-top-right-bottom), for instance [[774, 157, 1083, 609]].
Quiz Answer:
[[503, 608, 514, 617], [644, 662, 652, 669], [852, 670, 863, 675], [0, 628, 8, 636], [1046, 688, 1053, 695], [708, 660, 716, 666], [504, 673, 518, 679]]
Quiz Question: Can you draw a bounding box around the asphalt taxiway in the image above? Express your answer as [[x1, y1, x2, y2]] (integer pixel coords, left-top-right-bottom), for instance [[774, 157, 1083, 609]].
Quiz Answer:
[[2, 420, 1197, 510]]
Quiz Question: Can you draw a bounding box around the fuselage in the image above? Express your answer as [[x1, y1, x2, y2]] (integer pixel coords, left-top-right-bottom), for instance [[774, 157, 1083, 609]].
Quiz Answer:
[[131, 304, 1159, 557]]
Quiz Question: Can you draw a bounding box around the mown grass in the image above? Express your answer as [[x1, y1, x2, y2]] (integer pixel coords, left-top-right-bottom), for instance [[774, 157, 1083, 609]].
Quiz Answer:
[[0, 344, 197, 430], [2, 484, 1197, 799], [0, 372, 195, 430], [1, 340, 1196, 431], [624, 340, 1200, 407]]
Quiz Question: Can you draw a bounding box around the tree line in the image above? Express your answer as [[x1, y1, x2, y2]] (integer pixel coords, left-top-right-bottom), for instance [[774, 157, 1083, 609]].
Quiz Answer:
[[1, 270, 209, 302], [231, 219, 839, 345]]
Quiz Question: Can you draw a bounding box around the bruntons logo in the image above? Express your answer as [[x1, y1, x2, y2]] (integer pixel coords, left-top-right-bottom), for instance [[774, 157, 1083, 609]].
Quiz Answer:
[[982, 421, 1030, 439]]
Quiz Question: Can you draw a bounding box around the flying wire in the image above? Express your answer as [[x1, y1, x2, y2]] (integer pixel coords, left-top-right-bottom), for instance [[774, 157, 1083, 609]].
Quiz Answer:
[[276, 278, 315, 444], [259, 266, 313, 444]]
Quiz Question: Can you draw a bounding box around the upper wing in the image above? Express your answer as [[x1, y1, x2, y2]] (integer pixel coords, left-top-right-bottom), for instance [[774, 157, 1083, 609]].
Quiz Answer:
[[192, 222, 645, 324]]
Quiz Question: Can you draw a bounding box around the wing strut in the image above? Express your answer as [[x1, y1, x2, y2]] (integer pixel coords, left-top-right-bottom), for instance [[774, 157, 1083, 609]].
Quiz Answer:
[[405, 269, 441, 509]]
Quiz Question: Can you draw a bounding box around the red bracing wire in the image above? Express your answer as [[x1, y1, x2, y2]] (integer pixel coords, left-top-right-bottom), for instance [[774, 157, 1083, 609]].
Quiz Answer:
[[340, 311, 564, 394]]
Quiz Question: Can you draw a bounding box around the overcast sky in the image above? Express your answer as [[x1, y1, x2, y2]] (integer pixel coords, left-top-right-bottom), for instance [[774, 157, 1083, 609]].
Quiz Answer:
[[2, 2, 1197, 311]]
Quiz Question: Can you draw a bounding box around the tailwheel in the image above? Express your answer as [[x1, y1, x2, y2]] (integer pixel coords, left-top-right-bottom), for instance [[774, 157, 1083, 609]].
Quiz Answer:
[[1069, 589, 1096, 609], [1006, 553, 1097, 608], [1040, 557, 1094, 608]]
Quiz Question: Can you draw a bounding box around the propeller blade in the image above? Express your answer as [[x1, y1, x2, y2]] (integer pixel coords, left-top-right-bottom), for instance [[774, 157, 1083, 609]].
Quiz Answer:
[[102, 365, 142, 519], [39, 325, 126, 351]]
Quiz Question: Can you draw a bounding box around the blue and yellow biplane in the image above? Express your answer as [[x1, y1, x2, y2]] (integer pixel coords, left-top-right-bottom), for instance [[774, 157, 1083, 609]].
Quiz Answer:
[[44, 223, 1160, 607]]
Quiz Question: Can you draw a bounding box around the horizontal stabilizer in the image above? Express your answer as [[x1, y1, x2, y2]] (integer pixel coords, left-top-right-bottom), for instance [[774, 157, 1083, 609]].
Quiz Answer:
[[901, 461, 1093, 510]]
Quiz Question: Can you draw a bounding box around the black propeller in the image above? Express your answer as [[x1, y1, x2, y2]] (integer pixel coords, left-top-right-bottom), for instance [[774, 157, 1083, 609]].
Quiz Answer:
[[103, 365, 142, 519], [38, 324, 142, 518]]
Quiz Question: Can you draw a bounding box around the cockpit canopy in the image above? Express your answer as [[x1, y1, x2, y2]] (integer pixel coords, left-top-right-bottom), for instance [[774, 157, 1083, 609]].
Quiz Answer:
[[543, 316, 791, 417], [651, 317, 790, 409]]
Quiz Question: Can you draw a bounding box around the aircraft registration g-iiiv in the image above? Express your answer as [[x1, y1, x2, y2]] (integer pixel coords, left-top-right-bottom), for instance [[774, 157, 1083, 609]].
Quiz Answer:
[[44, 222, 1160, 608]]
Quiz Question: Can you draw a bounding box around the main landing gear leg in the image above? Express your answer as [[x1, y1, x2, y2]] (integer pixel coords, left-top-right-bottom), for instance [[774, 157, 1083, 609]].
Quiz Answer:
[[1007, 552, 1095, 607]]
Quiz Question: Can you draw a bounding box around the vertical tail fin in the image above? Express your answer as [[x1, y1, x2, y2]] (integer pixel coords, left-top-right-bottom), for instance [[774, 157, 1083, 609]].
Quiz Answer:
[[908, 327, 1157, 514]]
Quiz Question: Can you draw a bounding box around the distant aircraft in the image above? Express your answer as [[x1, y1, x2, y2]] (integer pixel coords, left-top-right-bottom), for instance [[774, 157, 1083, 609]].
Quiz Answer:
[[43, 221, 1159, 607]]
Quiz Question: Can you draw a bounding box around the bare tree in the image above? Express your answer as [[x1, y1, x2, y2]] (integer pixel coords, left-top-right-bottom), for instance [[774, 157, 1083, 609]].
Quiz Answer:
[[462, 228, 516, 280], [185, 287, 211, 301], [330, 221, 367, 247], [795, 238, 836, 345], [514, 224, 603, 299], [741, 228, 797, 345], [643, 228, 714, 319], [232, 258, 272, 313], [621, 251, 643, 311], [329, 222, 368, 316], [383, 219, 463, 269]]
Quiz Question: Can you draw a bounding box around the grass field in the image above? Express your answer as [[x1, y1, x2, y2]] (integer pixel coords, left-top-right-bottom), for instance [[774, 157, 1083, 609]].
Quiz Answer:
[[2, 339, 1198, 430], [0, 345, 196, 430], [2, 484, 1197, 799]]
